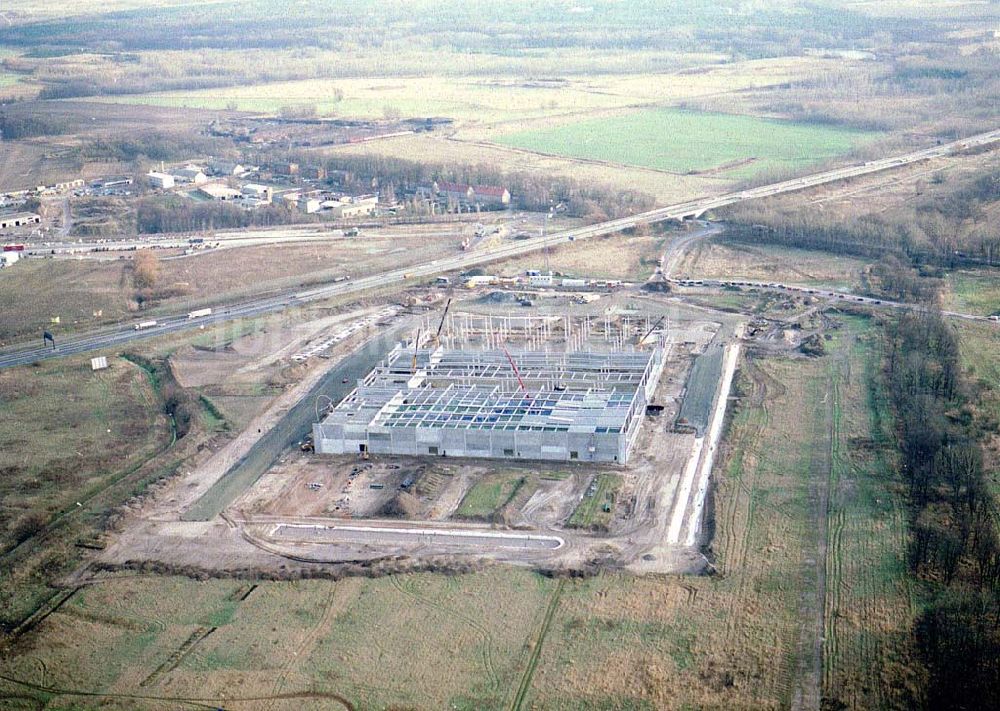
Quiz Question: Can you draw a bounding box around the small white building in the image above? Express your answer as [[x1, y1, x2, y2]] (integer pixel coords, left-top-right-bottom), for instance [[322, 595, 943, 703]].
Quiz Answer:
[[528, 272, 555, 287], [0, 251, 20, 268], [174, 165, 208, 184], [147, 171, 175, 189]]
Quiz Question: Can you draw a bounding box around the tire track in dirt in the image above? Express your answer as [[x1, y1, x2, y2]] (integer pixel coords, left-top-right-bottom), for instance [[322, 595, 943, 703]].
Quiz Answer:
[[509, 579, 565, 711], [0, 672, 355, 710], [264, 578, 363, 711], [791, 352, 842, 711], [823, 370, 846, 699], [388, 574, 502, 692]]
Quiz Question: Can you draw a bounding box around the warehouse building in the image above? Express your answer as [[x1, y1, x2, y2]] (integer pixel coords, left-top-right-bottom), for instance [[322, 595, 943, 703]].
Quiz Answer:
[[147, 171, 175, 189], [198, 184, 242, 201], [313, 345, 665, 464]]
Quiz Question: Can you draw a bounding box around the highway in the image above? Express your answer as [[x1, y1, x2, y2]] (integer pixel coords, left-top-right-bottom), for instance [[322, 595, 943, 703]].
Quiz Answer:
[[2, 127, 998, 370]]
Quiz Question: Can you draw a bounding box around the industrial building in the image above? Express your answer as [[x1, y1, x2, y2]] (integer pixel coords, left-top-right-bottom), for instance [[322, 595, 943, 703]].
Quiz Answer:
[[241, 183, 272, 202], [0, 212, 41, 230], [198, 184, 242, 201], [174, 165, 208, 184], [325, 194, 378, 219], [313, 345, 665, 464], [434, 181, 511, 207], [147, 171, 175, 189]]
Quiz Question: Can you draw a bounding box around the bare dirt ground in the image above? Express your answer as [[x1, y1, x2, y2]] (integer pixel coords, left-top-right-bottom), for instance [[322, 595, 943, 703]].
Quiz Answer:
[[672, 239, 871, 289], [111, 298, 741, 575], [168, 306, 379, 387]]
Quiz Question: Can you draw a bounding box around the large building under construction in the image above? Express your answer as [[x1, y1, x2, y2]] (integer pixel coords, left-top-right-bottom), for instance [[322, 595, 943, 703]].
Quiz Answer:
[[313, 345, 666, 464]]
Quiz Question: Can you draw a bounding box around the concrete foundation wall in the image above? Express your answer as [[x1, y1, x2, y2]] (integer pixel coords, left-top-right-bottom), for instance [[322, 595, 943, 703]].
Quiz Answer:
[[314, 422, 627, 463]]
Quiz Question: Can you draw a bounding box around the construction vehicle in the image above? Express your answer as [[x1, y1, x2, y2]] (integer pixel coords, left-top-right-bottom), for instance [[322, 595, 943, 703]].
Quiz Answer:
[[411, 328, 421, 374], [501, 344, 527, 392], [637, 316, 665, 346], [428, 298, 452, 348]]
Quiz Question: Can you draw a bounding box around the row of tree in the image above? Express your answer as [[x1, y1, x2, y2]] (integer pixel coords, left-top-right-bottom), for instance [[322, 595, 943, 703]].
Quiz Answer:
[[883, 310, 1000, 708], [263, 150, 656, 221], [136, 201, 313, 234]]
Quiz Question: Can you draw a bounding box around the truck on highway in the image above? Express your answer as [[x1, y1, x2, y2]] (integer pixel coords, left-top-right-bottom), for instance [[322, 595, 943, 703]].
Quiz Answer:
[[187, 308, 212, 319], [134, 320, 158, 330]]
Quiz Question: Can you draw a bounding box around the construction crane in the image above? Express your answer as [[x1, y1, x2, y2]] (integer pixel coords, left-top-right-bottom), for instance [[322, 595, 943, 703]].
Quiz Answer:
[[638, 316, 665, 346], [501, 344, 527, 393], [411, 328, 421, 374], [430, 298, 452, 347]]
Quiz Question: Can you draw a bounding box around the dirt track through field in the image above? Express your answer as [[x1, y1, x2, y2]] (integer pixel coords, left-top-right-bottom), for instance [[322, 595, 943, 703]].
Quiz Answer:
[[510, 578, 565, 711], [791, 350, 841, 711], [263, 578, 363, 711], [0, 672, 356, 710]]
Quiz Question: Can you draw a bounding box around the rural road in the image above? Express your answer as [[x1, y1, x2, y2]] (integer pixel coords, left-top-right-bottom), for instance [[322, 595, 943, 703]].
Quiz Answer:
[[2, 126, 998, 370], [667, 275, 999, 324]]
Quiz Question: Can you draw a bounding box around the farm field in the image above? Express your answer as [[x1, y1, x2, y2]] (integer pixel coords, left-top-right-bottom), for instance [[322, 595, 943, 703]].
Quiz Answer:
[[82, 57, 829, 125], [0, 316, 916, 709], [327, 133, 724, 204], [493, 108, 880, 177], [0, 570, 558, 711]]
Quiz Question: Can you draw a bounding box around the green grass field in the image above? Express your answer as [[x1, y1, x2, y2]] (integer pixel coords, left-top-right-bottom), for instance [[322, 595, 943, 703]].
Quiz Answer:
[[945, 269, 1000, 317], [0, 356, 172, 629], [455, 473, 525, 520], [567, 474, 621, 530], [494, 108, 878, 177]]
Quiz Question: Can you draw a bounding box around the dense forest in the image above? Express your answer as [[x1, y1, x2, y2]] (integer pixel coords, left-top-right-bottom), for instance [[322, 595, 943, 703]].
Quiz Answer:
[[2, 1, 925, 56]]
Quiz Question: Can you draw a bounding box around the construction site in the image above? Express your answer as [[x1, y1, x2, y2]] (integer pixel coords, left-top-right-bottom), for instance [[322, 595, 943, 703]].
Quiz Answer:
[[313, 333, 666, 464], [175, 294, 743, 573]]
